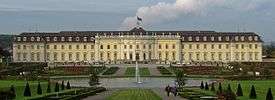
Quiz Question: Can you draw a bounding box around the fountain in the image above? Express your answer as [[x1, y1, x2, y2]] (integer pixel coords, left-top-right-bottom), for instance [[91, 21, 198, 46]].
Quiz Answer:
[[135, 61, 142, 84]]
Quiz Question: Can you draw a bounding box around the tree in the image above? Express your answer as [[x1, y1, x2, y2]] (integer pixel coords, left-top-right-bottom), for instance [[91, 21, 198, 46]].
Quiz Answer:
[[249, 85, 257, 99], [61, 81, 65, 90], [175, 70, 186, 88], [227, 84, 232, 93], [200, 81, 204, 89], [89, 67, 100, 86], [266, 88, 273, 100], [24, 82, 31, 97], [205, 82, 209, 90], [211, 83, 215, 91], [46, 81, 51, 93], [225, 84, 236, 100], [54, 82, 59, 92], [66, 81, 71, 89], [37, 82, 42, 95], [10, 85, 16, 99], [236, 83, 243, 96], [218, 83, 223, 94]]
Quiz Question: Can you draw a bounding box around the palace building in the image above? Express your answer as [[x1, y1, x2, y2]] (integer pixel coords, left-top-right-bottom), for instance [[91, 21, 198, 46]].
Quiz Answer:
[[12, 27, 263, 65]]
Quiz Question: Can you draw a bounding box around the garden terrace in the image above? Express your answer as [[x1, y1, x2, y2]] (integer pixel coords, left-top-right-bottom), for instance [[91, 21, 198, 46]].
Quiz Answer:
[[124, 67, 150, 76]]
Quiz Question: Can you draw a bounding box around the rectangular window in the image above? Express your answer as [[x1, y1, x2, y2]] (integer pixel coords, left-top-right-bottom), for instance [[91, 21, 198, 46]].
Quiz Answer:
[[196, 53, 200, 60], [124, 45, 127, 49], [241, 52, 245, 60], [61, 45, 64, 49], [69, 45, 72, 49], [107, 45, 110, 49], [204, 44, 207, 49], [54, 45, 57, 49], [172, 44, 175, 49], [218, 53, 222, 60], [69, 53, 72, 61], [54, 52, 58, 61], [124, 53, 127, 59], [249, 52, 253, 60], [130, 45, 132, 49], [196, 44, 200, 49], [76, 45, 79, 49], [17, 45, 21, 49], [76, 52, 80, 61], [136, 45, 139, 49], [241, 44, 244, 49], [46, 52, 50, 61], [23, 45, 26, 50], [235, 44, 239, 49], [91, 52, 95, 60], [84, 45, 87, 49], [211, 52, 215, 60], [226, 44, 229, 49], [114, 45, 117, 49], [189, 52, 193, 61], [189, 44, 192, 49], [61, 53, 65, 61], [255, 44, 258, 49], [91, 45, 94, 49], [17, 53, 21, 61], [249, 44, 252, 49], [159, 44, 162, 49], [226, 52, 230, 60], [255, 52, 259, 60], [203, 52, 207, 61], [218, 44, 222, 49], [83, 53, 87, 61], [211, 44, 215, 49], [36, 52, 40, 61]]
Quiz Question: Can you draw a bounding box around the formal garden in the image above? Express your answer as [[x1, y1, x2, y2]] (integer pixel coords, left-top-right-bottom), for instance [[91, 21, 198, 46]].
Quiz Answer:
[[124, 67, 150, 76], [107, 89, 161, 100]]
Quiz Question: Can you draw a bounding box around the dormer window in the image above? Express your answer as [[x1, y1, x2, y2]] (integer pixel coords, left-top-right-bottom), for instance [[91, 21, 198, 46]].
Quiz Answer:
[[46, 37, 50, 41], [53, 37, 57, 41], [76, 37, 80, 41], [188, 36, 192, 41], [36, 37, 40, 41], [241, 36, 245, 41], [23, 37, 27, 41], [31, 37, 35, 41], [254, 36, 258, 41], [61, 37, 65, 41], [203, 36, 207, 41], [90, 37, 94, 41], [235, 36, 239, 41], [17, 37, 21, 41], [226, 36, 230, 41], [196, 36, 200, 41], [248, 36, 252, 41], [218, 36, 222, 41], [68, 37, 72, 41], [83, 37, 87, 41], [211, 37, 215, 41]]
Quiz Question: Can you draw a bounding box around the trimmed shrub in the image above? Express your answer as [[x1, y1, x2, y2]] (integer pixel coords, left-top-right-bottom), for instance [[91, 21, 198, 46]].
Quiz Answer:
[[205, 82, 209, 90], [10, 85, 16, 99], [61, 81, 65, 90], [227, 84, 232, 93], [66, 81, 71, 89], [249, 85, 257, 99], [266, 88, 273, 100], [54, 82, 59, 92], [46, 81, 51, 93], [211, 83, 215, 91], [236, 83, 243, 96], [24, 82, 31, 97], [218, 83, 222, 93], [37, 82, 42, 95], [200, 81, 204, 89]]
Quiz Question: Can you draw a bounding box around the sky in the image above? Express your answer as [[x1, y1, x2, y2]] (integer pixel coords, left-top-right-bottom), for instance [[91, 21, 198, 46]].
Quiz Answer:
[[0, 0, 274, 42]]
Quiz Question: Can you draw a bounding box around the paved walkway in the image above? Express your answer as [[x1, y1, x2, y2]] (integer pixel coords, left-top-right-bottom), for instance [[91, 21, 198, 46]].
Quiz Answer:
[[82, 88, 119, 100], [112, 67, 126, 76], [148, 67, 162, 76], [151, 88, 186, 100]]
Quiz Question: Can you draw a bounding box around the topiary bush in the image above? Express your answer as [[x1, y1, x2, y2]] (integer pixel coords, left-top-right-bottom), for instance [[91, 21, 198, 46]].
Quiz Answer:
[[266, 88, 273, 100], [249, 85, 257, 99], [61, 81, 65, 90], [37, 82, 42, 95], [200, 81, 204, 89], [236, 83, 243, 96], [10, 85, 16, 99], [211, 83, 215, 91], [66, 81, 71, 89], [24, 82, 31, 97], [205, 82, 209, 90], [55, 82, 59, 92], [47, 81, 51, 93]]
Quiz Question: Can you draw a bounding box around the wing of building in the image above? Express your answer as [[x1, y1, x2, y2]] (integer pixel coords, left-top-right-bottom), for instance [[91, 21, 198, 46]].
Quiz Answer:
[[12, 27, 263, 65]]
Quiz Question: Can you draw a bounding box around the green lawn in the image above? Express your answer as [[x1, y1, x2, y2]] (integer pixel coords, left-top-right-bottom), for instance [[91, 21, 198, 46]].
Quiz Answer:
[[209, 80, 275, 100], [124, 67, 150, 76], [0, 80, 72, 100], [107, 89, 161, 100]]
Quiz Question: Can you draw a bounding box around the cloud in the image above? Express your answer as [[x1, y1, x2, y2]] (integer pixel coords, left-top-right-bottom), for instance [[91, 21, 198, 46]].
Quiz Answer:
[[120, 0, 270, 30]]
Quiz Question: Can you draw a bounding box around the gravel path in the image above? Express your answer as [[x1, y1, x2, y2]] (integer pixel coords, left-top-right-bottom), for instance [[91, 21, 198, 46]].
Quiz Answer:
[[148, 67, 162, 76], [112, 67, 126, 76]]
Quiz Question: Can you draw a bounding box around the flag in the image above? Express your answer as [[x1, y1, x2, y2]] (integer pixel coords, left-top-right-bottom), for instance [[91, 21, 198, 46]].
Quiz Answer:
[[137, 16, 142, 21]]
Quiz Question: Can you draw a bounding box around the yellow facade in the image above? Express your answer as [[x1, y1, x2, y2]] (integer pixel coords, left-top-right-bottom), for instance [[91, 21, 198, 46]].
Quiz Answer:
[[12, 30, 263, 64]]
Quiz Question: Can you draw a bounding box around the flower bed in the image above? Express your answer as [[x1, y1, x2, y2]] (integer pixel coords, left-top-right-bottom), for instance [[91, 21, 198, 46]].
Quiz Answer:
[[102, 67, 119, 75], [157, 66, 172, 75]]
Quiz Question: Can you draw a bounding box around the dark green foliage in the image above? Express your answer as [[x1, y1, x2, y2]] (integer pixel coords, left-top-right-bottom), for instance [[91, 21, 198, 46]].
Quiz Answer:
[[227, 84, 232, 93], [236, 83, 243, 96], [66, 81, 71, 89], [249, 85, 257, 99], [10, 85, 16, 99], [54, 82, 59, 92], [24, 82, 31, 97], [176, 70, 186, 88], [218, 83, 222, 94], [200, 81, 204, 89], [37, 82, 42, 95], [61, 81, 65, 90], [211, 83, 215, 91], [102, 67, 119, 75], [266, 88, 273, 100], [47, 81, 51, 93], [89, 67, 99, 86], [205, 82, 209, 90]]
